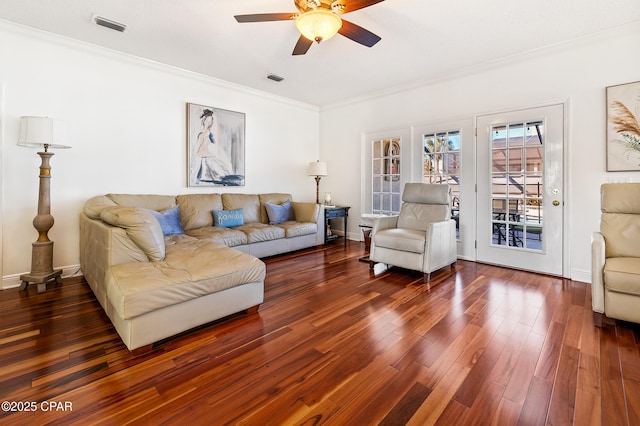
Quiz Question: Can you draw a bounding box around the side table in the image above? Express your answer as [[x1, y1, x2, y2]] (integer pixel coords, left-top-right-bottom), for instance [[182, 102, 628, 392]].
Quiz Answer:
[[359, 213, 384, 262], [324, 206, 350, 246]]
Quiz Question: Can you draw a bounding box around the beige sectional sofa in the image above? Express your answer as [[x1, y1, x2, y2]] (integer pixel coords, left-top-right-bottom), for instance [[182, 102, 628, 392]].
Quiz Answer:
[[79, 192, 322, 351]]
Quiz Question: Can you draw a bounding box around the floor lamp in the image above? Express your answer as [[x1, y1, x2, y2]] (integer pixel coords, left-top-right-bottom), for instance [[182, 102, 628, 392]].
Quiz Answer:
[[17, 116, 70, 293], [307, 160, 327, 204]]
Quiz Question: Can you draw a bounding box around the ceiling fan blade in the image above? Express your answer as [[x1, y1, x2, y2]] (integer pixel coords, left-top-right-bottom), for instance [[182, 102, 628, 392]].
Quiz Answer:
[[342, 0, 385, 14], [292, 35, 313, 55], [234, 13, 296, 23], [339, 19, 381, 47]]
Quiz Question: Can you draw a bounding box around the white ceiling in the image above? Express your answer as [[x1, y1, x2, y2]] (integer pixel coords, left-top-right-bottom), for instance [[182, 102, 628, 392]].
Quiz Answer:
[[1, 0, 639, 107]]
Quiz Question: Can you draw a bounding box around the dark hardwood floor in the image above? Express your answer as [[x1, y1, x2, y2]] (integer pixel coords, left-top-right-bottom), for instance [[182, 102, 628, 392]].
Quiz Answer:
[[1, 240, 639, 425]]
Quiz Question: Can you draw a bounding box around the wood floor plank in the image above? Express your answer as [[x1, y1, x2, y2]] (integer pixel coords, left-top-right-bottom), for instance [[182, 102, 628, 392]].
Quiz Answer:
[[534, 320, 566, 382], [616, 325, 640, 425], [488, 322, 532, 387], [600, 323, 629, 426], [490, 397, 524, 426], [517, 375, 554, 425], [547, 344, 580, 425], [460, 380, 506, 426], [453, 330, 509, 407], [1, 243, 640, 424], [378, 375, 432, 426], [573, 388, 601, 426], [407, 362, 471, 426], [503, 330, 546, 405]]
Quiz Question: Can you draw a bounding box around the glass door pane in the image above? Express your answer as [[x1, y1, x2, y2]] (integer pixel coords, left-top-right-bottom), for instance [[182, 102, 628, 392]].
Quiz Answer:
[[490, 121, 544, 250], [372, 138, 401, 215]]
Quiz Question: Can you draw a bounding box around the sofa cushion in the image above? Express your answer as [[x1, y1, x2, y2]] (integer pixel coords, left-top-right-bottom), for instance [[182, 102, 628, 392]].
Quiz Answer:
[[185, 226, 248, 247], [84, 195, 117, 219], [265, 200, 294, 224], [234, 223, 285, 243], [373, 228, 426, 253], [147, 206, 184, 236], [105, 240, 266, 319], [276, 221, 318, 238], [605, 257, 640, 296], [213, 208, 244, 228], [291, 201, 319, 223], [222, 193, 261, 224], [601, 213, 640, 258], [100, 206, 165, 261], [601, 183, 640, 214], [164, 234, 197, 246], [176, 194, 222, 231]]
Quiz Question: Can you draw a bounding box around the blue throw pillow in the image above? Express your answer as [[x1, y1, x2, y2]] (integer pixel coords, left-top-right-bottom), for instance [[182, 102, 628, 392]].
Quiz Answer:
[[265, 200, 294, 224], [147, 206, 184, 236], [212, 208, 244, 228]]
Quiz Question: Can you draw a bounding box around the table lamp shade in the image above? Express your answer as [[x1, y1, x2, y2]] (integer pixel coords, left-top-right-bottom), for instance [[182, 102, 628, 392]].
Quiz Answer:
[[307, 161, 327, 177], [18, 116, 70, 150]]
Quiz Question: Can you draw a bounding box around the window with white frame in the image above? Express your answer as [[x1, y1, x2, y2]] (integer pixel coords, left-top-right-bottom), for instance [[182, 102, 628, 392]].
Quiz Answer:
[[372, 138, 401, 215]]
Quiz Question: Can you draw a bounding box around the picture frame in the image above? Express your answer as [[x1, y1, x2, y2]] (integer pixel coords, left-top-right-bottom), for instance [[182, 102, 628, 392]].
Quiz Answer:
[[606, 81, 640, 171], [187, 102, 245, 186]]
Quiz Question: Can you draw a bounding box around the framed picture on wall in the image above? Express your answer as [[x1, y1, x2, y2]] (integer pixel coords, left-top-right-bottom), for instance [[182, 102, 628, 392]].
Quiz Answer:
[[187, 102, 246, 186], [606, 81, 640, 171]]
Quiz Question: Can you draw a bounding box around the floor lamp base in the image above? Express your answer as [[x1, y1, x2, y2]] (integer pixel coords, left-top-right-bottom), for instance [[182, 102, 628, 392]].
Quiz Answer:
[[19, 240, 62, 294], [19, 270, 63, 294]]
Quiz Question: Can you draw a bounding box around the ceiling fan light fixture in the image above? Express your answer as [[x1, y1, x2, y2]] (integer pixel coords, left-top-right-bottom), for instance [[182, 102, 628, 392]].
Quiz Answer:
[[295, 9, 342, 43]]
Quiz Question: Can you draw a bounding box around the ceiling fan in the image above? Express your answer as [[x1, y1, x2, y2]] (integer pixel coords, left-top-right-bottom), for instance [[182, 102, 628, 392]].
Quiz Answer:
[[235, 0, 385, 55]]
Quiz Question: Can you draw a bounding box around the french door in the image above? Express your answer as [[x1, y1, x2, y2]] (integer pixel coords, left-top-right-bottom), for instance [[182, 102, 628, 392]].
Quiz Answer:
[[476, 104, 564, 275]]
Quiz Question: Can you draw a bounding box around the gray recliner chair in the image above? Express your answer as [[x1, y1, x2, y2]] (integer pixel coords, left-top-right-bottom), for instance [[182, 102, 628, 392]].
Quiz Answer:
[[591, 183, 640, 326], [369, 183, 457, 282]]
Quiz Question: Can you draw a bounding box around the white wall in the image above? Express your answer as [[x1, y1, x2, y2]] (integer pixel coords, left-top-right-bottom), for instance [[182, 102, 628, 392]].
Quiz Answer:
[[2, 20, 638, 287], [0, 21, 320, 287], [319, 22, 640, 282]]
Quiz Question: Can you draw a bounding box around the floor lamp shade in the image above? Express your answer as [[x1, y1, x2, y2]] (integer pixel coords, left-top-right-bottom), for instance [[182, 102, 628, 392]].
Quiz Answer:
[[18, 116, 71, 151], [17, 116, 70, 293], [308, 161, 328, 204]]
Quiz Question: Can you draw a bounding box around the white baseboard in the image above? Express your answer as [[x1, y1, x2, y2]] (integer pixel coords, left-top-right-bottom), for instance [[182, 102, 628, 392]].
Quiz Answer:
[[571, 268, 591, 284], [1, 265, 83, 290]]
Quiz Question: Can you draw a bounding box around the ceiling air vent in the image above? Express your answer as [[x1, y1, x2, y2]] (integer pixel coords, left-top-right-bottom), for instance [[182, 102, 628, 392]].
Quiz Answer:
[[267, 74, 284, 82], [93, 15, 127, 32]]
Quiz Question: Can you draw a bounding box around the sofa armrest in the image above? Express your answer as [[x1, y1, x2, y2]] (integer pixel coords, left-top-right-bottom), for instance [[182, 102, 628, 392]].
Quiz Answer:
[[591, 231, 606, 314], [423, 219, 457, 272], [372, 215, 399, 234]]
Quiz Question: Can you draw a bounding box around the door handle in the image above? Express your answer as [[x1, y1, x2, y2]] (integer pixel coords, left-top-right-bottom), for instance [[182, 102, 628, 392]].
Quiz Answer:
[[552, 200, 560, 206]]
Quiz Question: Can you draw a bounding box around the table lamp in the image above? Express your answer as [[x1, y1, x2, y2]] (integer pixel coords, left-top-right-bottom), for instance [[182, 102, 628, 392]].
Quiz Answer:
[[307, 160, 327, 204], [17, 116, 70, 293]]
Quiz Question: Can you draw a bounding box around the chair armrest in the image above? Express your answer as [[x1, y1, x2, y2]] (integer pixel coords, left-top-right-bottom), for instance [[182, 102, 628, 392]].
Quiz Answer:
[[591, 232, 606, 313], [372, 215, 398, 234], [423, 219, 457, 272]]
